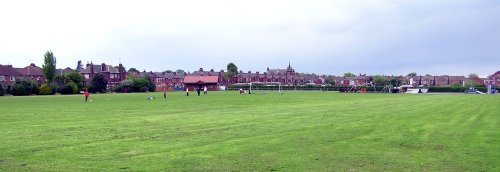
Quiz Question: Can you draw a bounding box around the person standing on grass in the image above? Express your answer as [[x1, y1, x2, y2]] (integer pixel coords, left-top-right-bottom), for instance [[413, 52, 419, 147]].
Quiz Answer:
[[186, 87, 189, 96], [197, 87, 201, 96], [203, 86, 207, 95], [84, 89, 90, 103], [163, 88, 167, 100]]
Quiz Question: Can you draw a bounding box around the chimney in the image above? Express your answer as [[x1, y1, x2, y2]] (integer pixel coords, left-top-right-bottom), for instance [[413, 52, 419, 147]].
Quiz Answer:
[[90, 62, 94, 74], [267, 67, 269, 71], [101, 63, 106, 71]]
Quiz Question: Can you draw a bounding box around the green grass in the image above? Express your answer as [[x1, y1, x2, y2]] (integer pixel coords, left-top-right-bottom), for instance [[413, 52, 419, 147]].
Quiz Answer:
[[0, 92, 499, 171]]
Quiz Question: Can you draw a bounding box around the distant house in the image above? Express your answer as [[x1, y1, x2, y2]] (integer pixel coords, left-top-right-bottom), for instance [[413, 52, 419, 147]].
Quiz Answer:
[[229, 63, 310, 86], [183, 75, 220, 91], [55, 67, 77, 76], [488, 71, 500, 87], [0, 64, 47, 86], [0, 64, 18, 86], [80, 62, 126, 90], [14, 63, 46, 86], [139, 71, 186, 92]]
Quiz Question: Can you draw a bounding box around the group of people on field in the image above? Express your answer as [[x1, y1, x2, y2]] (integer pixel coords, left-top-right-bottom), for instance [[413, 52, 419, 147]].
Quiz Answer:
[[84, 86, 209, 102], [185, 86, 208, 96]]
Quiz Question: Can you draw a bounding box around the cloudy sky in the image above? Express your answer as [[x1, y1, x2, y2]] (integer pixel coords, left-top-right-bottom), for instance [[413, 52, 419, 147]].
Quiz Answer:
[[1, 0, 499, 77]]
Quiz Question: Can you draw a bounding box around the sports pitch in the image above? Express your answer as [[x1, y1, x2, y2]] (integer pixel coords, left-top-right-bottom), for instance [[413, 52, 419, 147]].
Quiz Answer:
[[0, 92, 499, 171]]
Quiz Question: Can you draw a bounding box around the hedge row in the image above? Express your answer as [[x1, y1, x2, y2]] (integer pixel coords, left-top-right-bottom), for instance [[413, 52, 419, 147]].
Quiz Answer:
[[227, 85, 488, 93], [428, 86, 487, 93]]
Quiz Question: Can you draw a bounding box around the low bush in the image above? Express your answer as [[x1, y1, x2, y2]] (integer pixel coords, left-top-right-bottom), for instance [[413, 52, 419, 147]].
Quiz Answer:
[[60, 82, 78, 95], [39, 84, 53, 95]]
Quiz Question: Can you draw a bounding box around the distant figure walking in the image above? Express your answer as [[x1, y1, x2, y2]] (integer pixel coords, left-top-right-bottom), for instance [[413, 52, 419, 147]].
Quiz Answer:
[[186, 88, 189, 96], [163, 89, 167, 100], [203, 86, 207, 95], [197, 87, 201, 96], [84, 90, 90, 103]]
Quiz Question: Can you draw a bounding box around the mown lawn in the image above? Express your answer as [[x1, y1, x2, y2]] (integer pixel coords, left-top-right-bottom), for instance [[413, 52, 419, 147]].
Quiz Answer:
[[0, 92, 499, 171]]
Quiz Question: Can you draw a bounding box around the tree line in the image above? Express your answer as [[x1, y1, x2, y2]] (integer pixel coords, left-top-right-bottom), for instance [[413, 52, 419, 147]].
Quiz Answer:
[[0, 51, 156, 96]]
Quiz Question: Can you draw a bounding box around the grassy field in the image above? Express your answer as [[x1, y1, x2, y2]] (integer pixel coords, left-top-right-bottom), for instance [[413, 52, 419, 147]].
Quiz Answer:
[[0, 91, 499, 171]]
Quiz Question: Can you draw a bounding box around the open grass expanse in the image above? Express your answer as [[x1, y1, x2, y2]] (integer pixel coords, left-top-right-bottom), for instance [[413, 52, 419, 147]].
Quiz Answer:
[[0, 91, 499, 171]]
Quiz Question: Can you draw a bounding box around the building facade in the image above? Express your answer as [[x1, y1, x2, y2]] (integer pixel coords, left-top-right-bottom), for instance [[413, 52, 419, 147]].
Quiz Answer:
[[0, 64, 47, 86], [80, 62, 126, 90], [487, 71, 500, 87]]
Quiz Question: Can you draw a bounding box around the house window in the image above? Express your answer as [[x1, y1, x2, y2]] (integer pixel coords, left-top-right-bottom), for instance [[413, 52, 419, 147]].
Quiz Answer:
[[10, 76, 15, 81], [110, 74, 115, 79], [85, 74, 90, 79], [0, 75, 4, 81]]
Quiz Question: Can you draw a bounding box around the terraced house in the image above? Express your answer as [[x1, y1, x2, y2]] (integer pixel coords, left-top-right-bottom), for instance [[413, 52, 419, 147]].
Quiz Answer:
[[0, 64, 46, 86], [80, 62, 127, 90]]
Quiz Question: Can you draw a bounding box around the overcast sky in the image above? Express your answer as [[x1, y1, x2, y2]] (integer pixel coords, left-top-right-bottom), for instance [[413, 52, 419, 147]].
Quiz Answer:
[[1, 0, 499, 77]]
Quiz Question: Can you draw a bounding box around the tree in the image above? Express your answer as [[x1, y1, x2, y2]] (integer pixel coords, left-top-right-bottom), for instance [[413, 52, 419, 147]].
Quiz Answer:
[[343, 72, 356, 77], [128, 68, 139, 73], [42, 50, 56, 83], [373, 75, 388, 86], [12, 77, 39, 96], [324, 76, 336, 86], [114, 79, 134, 92], [90, 73, 108, 93], [60, 82, 78, 94], [76, 60, 83, 71], [225, 62, 238, 78], [468, 73, 479, 78], [165, 70, 173, 73], [175, 69, 185, 74], [407, 72, 417, 77], [65, 72, 84, 91], [144, 73, 156, 92], [389, 78, 402, 87]]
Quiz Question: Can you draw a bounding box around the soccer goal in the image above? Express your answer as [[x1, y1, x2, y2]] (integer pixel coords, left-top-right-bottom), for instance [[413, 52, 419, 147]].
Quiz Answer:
[[248, 82, 283, 94]]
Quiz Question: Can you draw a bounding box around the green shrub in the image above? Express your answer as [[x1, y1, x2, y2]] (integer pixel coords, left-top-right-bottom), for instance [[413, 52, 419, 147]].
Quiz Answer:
[[60, 82, 78, 95], [11, 77, 39, 96], [139, 86, 149, 92], [13, 84, 27, 96], [39, 84, 53, 95], [428, 86, 487, 93], [0, 84, 4, 96]]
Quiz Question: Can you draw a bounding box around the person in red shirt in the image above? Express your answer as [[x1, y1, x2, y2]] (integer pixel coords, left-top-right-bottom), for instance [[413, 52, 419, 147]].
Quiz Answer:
[[84, 89, 90, 103]]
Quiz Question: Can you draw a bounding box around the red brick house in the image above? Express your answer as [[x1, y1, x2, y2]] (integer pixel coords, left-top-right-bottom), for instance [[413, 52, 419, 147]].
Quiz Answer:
[[230, 63, 309, 86], [141, 71, 185, 92], [14, 63, 47, 86], [0, 64, 18, 86], [80, 62, 126, 90], [487, 71, 500, 87], [184, 76, 220, 91], [1, 64, 47, 86]]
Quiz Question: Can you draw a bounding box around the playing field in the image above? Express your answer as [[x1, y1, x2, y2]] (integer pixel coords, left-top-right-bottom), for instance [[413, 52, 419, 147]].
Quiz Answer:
[[0, 92, 499, 171]]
